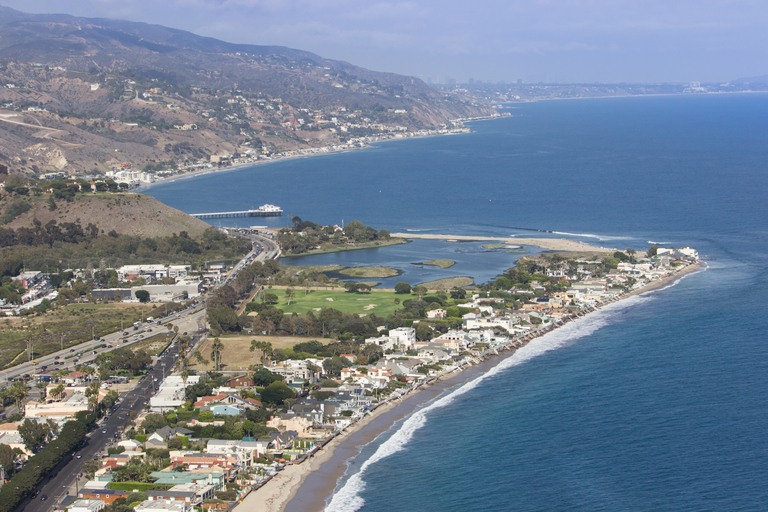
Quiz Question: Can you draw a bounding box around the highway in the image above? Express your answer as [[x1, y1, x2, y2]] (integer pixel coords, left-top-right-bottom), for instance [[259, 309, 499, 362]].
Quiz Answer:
[[7, 232, 280, 512]]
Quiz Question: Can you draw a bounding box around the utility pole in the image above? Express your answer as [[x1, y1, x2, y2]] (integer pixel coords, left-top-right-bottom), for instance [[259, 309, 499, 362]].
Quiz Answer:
[[61, 334, 64, 351]]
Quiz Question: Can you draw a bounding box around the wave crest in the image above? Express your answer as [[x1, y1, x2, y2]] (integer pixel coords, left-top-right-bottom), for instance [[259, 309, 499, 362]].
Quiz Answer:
[[324, 295, 657, 512]]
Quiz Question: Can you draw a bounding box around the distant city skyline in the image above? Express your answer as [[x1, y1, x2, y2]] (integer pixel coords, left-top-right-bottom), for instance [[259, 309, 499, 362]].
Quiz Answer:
[[3, 1, 767, 84]]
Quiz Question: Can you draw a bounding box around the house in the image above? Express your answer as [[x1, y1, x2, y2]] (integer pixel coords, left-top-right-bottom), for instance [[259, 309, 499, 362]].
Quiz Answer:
[[364, 335, 396, 351], [149, 426, 193, 443], [150, 376, 200, 412], [388, 327, 415, 350], [117, 439, 143, 451], [78, 489, 129, 505], [135, 500, 192, 512], [150, 470, 226, 490], [225, 375, 253, 388], [206, 439, 261, 466], [266, 413, 313, 436], [268, 360, 319, 385], [193, 393, 261, 410], [0, 423, 32, 457], [146, 484, 214, 506], [68, 499, 106, 512], [426, 309, 447, 320], [170, 453, 240, 473]]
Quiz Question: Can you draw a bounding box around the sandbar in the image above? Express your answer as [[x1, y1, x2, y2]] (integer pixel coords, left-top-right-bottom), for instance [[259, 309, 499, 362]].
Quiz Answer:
[[391, 233, 614, 252]]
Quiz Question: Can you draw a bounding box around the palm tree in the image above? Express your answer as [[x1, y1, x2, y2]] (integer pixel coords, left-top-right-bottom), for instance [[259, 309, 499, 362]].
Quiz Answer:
[[181, 369, 190, 389], [193, 350, 204, 372], [250, 339, 259, 367], [210, 337, 223, 372], [51, 384, 66, 401], [84, 381, 100, 412], [260, 341, 272, 366]]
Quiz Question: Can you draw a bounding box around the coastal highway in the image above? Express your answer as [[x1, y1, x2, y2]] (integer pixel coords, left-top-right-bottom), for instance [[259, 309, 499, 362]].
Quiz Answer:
[[4, 230, 278, 510], [0, 303, 205, 385], [19, 340, 183, 512]]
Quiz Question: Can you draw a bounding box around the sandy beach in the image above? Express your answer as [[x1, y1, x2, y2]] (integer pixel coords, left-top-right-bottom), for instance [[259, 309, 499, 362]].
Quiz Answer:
[[235, 259, 702, 512], [390, 233, 615, 252]]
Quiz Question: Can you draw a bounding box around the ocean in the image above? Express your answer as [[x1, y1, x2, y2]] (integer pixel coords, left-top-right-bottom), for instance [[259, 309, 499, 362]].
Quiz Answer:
[[143, 93, 768, 511]]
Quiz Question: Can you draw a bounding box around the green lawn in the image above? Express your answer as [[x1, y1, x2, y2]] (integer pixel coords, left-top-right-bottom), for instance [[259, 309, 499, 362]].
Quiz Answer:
[[271, 289, 406, 317]]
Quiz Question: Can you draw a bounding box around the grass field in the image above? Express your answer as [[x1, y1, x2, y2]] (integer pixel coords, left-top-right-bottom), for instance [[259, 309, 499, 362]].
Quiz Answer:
[[194, 335, 333, 372], [269, 288, 404, 317], [132, 334, 173, 356]]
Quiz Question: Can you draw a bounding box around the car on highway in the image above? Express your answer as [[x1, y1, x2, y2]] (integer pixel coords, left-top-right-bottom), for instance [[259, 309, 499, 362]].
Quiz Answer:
[[76, 453, 81, 458], [32, 360, 38, 365], [54, 356, 60, 360], [40, 494, 47, 501]]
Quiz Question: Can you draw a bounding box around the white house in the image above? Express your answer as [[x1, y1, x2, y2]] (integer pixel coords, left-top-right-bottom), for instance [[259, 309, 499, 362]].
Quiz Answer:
[[388, 327, 415, 350]]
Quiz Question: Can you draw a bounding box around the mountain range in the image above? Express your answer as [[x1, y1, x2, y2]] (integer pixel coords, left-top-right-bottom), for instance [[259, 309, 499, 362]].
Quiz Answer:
[[0, 6, 493, 176]]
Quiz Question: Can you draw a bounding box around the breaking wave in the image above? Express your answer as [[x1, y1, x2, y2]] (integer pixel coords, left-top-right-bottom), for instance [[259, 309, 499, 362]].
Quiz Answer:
[[323, 289, 674, 512]]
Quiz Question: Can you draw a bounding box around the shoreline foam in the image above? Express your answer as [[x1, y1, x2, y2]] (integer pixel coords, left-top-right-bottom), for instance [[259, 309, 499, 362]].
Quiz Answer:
[[235, 259, 701, 512]]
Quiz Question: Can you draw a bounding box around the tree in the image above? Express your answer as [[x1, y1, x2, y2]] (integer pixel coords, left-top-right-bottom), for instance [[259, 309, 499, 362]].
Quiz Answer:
[[413, 285, 427, 299], [252, 367, 281, 387], [141, 414, 168, 434], [260, 381, 296, 406], [18, 419, 50, 452], [394, 282, 411, 294], [197, 410, 214, 422], [167, 437, 183, 450], [285, 288, 295, 305], [322, 356, 350, 377], [249, 339, 259, 367], [82, 459, 101, 479], [2, 382, 29, 413], [0, 444, 21, 478], [210, 338, 224, 372]]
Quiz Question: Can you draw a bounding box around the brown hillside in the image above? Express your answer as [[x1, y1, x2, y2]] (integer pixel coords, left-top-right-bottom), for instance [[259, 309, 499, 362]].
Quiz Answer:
[[6, 193, 212, 238]]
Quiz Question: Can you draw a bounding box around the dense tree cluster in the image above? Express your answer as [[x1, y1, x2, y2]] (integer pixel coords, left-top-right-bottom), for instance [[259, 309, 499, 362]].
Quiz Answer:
[[0, 420, 87, 512], [277, 218, 390, 255]]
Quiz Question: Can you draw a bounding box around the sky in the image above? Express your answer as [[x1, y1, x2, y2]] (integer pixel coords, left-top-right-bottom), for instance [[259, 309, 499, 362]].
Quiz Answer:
[[3, 0, 768, 84]]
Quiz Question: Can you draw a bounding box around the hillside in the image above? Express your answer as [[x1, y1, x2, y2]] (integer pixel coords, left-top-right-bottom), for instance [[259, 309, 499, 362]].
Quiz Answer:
[[2, 192, 212, 238], [0, 6, 494, 176]]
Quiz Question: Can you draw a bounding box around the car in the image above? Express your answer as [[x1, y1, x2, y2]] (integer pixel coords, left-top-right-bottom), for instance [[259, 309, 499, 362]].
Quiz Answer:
[[76, 453, 82, 459], [40, 494, 47, 501], [70, 349, 75, 352], [147, 328, 153, 332], [102, 429, 107, 434], [32, 360, 39, 365], [54, 356, 60, 360]]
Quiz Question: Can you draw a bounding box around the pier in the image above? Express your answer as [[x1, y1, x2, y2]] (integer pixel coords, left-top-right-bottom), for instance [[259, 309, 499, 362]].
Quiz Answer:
[[190, 204, 282, 219]]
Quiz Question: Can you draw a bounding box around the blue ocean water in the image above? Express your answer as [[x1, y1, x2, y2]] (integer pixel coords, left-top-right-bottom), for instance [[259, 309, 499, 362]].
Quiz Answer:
[[143, 94, 768, 511]]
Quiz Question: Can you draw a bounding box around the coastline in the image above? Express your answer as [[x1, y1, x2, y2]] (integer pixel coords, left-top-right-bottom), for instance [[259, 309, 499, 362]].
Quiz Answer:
[[236, 259, 702, 512], [135, 116, 502, 193]]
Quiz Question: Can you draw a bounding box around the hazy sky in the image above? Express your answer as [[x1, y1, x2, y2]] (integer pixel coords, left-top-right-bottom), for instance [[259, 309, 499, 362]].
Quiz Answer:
[[3, 1, 767, 84]]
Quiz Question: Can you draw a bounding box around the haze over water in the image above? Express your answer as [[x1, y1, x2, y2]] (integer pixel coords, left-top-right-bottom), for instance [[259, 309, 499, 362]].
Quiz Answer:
[[144, 94, 768, 511]]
